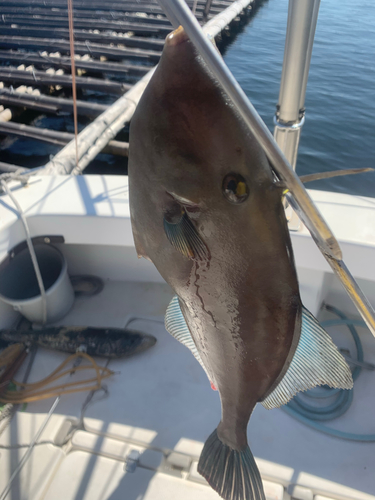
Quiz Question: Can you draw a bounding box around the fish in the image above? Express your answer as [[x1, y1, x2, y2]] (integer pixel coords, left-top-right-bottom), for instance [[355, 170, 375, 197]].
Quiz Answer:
[[0, 326, 156, 358], [128, 26, 353, 500]]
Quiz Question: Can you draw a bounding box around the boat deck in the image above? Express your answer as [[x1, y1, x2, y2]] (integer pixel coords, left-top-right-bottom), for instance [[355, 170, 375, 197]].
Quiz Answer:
[[1, 279, 374, 500]]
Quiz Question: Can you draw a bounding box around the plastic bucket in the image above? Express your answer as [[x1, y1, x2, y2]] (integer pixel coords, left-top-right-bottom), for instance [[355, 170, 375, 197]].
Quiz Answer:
[[0, 244, 74, 324]]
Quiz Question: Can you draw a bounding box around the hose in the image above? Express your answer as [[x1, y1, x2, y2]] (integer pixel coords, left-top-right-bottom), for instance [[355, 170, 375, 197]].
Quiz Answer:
[[282, 304, 375, 442]]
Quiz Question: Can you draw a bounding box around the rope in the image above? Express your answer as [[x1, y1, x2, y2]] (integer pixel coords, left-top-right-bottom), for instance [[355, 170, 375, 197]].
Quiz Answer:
[[0, 344, 24, 372], [0, 440, 55, 449], [67, 0, 79, 169], [282, 305, 375, 441], [0, 352, 113, 404], [0, 347, 113, 499], [0, 179, 48, 325]]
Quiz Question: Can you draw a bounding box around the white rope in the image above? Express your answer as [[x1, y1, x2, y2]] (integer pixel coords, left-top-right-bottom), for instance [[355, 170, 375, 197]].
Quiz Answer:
[[0, 176, 48, 325]]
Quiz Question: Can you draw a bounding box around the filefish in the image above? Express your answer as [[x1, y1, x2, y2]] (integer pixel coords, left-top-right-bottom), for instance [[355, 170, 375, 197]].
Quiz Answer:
[[128, 27, 353, 500], [0, 326, 156, 358]]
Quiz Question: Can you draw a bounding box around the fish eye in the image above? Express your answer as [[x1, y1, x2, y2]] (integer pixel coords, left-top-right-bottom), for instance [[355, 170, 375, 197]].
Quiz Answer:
[[222, 174, 249, 204]]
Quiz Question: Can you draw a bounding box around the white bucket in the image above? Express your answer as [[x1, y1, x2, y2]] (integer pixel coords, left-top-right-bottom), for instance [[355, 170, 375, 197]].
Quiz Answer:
[[0, 244, 74, 324]]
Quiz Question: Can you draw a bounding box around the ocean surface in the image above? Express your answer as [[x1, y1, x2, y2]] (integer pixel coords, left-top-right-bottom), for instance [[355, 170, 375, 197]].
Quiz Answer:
[[222, 0, 375, 197], [1, 0, 374, 197]]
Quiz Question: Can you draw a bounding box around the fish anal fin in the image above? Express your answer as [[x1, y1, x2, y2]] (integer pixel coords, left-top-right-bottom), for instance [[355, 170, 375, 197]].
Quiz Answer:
[[198, 429, 266, 500], [261, 306, 353, 410], [165, 296, 213, 384]]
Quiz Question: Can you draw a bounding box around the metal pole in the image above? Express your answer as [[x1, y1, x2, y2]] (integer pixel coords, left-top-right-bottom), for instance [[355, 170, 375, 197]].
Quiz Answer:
[[273, 0, 321, 228], [157, 0, 375, 338], [274, 0, 321, 172], [299, 0, 321, 113], [277, 0, 320, 125]]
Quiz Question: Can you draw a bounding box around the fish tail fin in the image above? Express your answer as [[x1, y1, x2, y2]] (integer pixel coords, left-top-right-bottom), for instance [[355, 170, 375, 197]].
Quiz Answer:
[[197, 429, 265, 500]]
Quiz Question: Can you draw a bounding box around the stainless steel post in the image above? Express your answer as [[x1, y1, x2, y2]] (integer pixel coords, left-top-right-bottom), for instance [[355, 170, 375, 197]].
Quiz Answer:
[[274, 0, 321, 171], [273, 0, 321, 228], [276, 0, 320, 126], [157, 0, 375, 338]]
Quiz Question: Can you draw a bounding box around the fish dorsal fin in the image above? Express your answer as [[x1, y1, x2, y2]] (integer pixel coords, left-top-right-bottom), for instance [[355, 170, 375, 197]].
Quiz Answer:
[[165, 296, 212, 382], [261, 306, 353, 410]]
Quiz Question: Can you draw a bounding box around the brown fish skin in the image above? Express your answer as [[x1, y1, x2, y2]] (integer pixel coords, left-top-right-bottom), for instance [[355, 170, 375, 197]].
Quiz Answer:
[[128, 27, 301, 496]]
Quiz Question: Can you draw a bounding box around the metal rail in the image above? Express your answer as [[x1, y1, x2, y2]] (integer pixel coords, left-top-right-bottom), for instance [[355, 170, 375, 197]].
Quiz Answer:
[[157, 0, 375, 337]]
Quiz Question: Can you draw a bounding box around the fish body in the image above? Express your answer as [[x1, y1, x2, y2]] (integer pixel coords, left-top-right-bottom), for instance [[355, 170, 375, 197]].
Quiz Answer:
[[128, 27, 352, 500], [0, 327, 156, 358]]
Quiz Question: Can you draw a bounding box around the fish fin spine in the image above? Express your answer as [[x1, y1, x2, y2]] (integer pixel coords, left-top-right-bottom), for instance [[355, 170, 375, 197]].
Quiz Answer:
[[261, 306, 353, 410], [198, 428, 265, 500]]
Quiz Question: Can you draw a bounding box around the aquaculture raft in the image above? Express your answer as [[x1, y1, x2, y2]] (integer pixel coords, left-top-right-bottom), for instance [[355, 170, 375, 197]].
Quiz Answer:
[[0, 0, 257, 174]]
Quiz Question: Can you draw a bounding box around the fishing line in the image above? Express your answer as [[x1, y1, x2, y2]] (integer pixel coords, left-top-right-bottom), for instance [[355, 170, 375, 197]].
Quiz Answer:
[[283, 304, 375, 442], [67, 0, 79, 169]]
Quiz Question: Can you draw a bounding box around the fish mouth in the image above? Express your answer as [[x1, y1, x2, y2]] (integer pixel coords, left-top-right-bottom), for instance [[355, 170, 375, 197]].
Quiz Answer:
[[165, 25, 189, 47]]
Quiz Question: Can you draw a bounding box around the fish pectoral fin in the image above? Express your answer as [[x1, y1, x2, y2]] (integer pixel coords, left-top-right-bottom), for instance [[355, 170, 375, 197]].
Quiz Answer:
[[198, 429, 265, 500], [299, 167, 374, 184], [165, 295, 213, 383], [163, 211, 210, 262], [261, 306, 353, 410]]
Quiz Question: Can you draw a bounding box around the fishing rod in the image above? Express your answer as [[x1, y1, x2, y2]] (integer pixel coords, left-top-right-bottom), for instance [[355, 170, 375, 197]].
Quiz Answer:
[[157, 0, 375, 338]]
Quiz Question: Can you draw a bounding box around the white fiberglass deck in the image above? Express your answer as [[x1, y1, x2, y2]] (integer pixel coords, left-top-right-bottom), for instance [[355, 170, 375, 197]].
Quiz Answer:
[[0, 280, 374, 500], [0, 175, 374, 500]]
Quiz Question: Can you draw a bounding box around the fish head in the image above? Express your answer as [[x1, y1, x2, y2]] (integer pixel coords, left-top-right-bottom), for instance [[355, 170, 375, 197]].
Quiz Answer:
[[129, 27, 286, 288]]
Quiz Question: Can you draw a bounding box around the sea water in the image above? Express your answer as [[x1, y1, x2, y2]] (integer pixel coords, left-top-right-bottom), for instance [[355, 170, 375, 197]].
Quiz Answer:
[[223, 0, 375, 197], [1, 0, 373, 197]]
